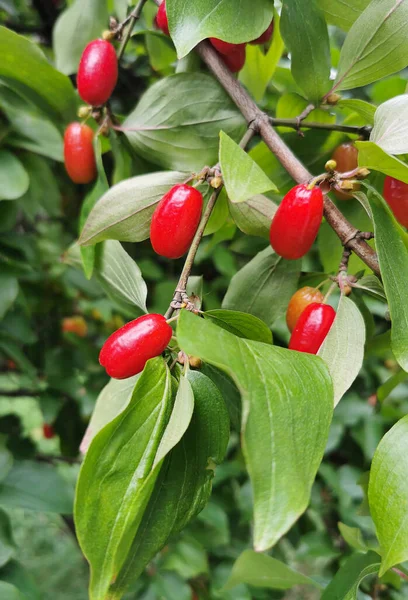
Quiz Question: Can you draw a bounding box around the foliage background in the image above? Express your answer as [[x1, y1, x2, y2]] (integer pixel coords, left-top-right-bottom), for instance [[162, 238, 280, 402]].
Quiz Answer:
[[0, 0, 408, 599]]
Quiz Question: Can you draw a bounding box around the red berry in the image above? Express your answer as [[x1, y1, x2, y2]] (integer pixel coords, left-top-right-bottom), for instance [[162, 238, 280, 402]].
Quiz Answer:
[[286, 286, 325, 333], [43, 424, 55, 439], [250, 19, 274, 45], [150, 184, 203, 259], [77, 39, 118, 106], [218, 45, 246, 73], [99, 314, 173, 379], [155, 1, 169, 36], [269, 184, 324, 260], [64, 123, 96, 184], [331, 143, 359, 200], [383, 176, 408, 228], [209, 38, 246, 55], [289, 303, 336, 354]]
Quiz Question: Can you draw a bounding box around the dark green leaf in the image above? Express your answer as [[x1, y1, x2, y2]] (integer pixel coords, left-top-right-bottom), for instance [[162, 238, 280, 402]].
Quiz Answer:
[[17, 154, 61, 218], [0, 508, 15, 568], [177, 310, 333, 551], [205, 309, 272, 344], [0, 151, 29, 201], [223, 246, 301, 328], [0, 276, 18, 321], [280, 0, 331, 103], [320, 551, 380, 599], [124, 73, 246, 171]]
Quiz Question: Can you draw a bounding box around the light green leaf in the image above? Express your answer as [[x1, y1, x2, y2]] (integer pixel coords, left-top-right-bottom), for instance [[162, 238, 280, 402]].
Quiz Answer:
[[108, 371, 229, 598], [223, 246, 301, 328], [228, 194, 276, 239], [377, 369, 408, 403], [167, 0, 274, 59], [280, 0, 331, 103], [355, 275, 386, 301], [370, 94, 408, 155], [219, 131, 277, 203], [53, 0, 110, 75], [338, 522, 369, 553], [145, 31, 177, 72], [177, 310, 333, 551], [79, 170, 186, 246], [0, 151, 29, 201], [0, 275, 18, 320], [337, 99, 376, 125], [369, 415, 408, 575], [333, 0, 408, 93], [124, 73, 246, 171], [321, 551, 380, 599], [276, 93, 336, 132], [318, 296, 366, 406], [0, 582, 25, 600], [356, 141, 408, 183], [367, 187, 408, 371], [0, 461, 73, 514], [224, 549, 321, 591], [317, 0, 371, 31], [239, 10, 284, 102], [0, 26, 76, 120], [205, 309, 272, 344]]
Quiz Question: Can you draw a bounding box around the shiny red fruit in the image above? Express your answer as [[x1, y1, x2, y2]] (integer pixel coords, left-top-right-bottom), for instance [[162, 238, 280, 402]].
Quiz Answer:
[[289, 303, 336, 354], [218, 45, 246, 73], [209, 38, 246, 55], [150, 184, 203, 259], [383, 176, 408, 228], [331, 142, 359, 200], [269, 184, 324, 260], [155, 1, 169, 36], [286, 286, 325, 333], [99, 314, 172, 380], [250, 19, 274, 45], [43, 424, 55, 439], [77, 39, 118, 106], [64, 123, 96, 184]]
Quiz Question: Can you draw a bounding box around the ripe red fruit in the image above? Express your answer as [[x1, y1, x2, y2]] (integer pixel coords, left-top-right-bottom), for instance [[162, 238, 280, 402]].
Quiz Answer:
[[383, 176, 408, 228], [209, 38, 246, 55], [64, 123, 96, 184], [155, 1, 169, 36], [77, 39, 118, 106], [269, 184, 324, 260], [99, 314, 173, 379], [331, 143, 359, 200], [43, 424, 55, 439], [250, 19, 274, 45], [289, 303, 336, 354], [286, 286, 325, 332], [218, 45, 246, 72], [150, 184, 203, 259]]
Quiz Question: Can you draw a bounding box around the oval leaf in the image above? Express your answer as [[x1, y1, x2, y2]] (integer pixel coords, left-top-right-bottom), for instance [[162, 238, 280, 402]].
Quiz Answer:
[[0, 151, 29, 201], [356, 141, 408, 183], [321, 551, 380, 599], [370, 94, 408, 155], [177, 310, 333, 551], [124, 73, 246, 171], [318, 296, 366, 406], [204, 309, 272, 344]]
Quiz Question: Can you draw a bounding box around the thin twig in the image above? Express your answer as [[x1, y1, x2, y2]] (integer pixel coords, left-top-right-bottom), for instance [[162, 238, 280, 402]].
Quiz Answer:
[[269, 117, 372, 139], [36, 454, 81, 465], [117, 0, 148, 61]]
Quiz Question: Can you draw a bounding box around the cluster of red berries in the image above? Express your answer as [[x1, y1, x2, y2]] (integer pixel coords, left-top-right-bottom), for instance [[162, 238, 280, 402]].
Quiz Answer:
[[155, 1, 274, 73]]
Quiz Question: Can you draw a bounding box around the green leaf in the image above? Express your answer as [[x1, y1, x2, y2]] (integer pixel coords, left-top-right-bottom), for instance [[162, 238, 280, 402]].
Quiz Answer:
[[0, 560, 41, 600], [355, 275, 386, 302], [321, 551, 380, 599], [0, 151, 29, 201], [167, 0, 274, 59], [205, 310, 272, 344], [370, 94, 408, 155], [367, 188, 408, 371], [333, 0, 408, 93], [0, 582, 24, 600], [224, 549, 321, 591], [377, 369, 408, 403], [223, 246, 301, 328], [219, 131, 277, 203], [228, 194, 276, 239], [356, 141, 408, 183], [145, 31, 177, 73], [239, 10, 284, 102], [0, 275, 18, 320], [0, 508, 15, 568], [318, 296, 366, 406], [280, 0, 331, 103], [177, 310, 333, 551], [108, 371, 229, 598], [80, 376, 140, 454], [124, 73, 246, 171], [337, 99, 376, 125], [0, 461, 73, 514], [17, 154, 61, 218], [338, 522, 369, 553], [80, 136, 109, 278], [53, 0, 110, 75], [79, 170, 186, 246], [276, 93, 336, 132], [317, 0, 371, 31], [369, 415, 408, 575], [0, 26, 76, 120], [75, 359, 187, 600]]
